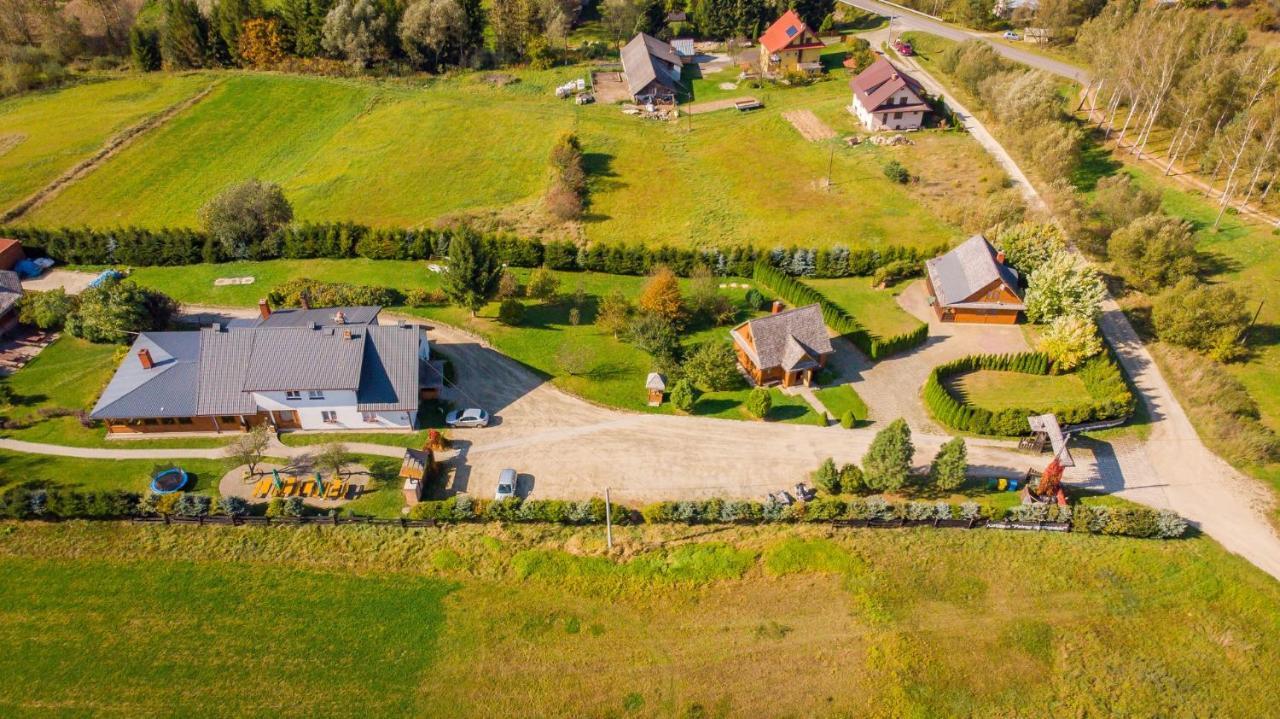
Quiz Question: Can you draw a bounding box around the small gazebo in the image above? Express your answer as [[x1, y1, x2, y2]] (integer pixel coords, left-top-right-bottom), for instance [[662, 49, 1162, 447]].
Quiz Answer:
[[645, 372, 666, 406]]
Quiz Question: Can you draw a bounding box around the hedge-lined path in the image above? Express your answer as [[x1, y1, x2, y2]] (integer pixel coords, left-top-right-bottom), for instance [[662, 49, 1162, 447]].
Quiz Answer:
[[830, 280, 1030, 432]]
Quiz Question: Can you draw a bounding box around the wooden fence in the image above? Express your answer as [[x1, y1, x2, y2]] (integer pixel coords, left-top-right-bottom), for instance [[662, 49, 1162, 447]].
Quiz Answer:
[[131, 515, 438, 528]]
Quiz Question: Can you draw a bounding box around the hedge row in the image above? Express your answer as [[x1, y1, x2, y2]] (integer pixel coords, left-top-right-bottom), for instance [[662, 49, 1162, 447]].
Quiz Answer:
[[0, 488, 1186, 539], [752, 262, 929, 360], [923, 351, 1134, 436], [3, 223, 937, 280]]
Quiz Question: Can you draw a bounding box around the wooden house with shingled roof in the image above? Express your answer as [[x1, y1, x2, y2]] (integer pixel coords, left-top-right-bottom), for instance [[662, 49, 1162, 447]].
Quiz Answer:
[[924, 235, 1025, 324], [730, 303, 834, 387]]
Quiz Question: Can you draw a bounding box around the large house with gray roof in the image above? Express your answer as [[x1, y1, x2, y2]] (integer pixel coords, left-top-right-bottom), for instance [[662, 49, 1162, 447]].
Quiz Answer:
[[924, 234, 1025, 324], [730, 303, 834, 388], [90, 301, 432, 434], [620, 32, 684, 103]]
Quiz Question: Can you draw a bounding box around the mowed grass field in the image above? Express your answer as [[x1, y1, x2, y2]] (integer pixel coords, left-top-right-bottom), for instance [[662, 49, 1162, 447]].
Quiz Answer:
[[0, 73, 213, 211], [1, 521, 1278, 716], [7, 67, 988, 249]]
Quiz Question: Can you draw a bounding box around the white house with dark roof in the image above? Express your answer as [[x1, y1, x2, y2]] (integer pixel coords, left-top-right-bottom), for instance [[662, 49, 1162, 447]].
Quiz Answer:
[[90, 302, 432, 434], [849, 58, 930, 131], [730, 303, 834, 387], [0, 269, 25, 336], [924, 235, 1025, 324]]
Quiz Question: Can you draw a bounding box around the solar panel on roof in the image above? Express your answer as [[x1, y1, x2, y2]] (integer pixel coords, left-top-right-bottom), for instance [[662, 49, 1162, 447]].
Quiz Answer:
[[786, 26, 798, 36]]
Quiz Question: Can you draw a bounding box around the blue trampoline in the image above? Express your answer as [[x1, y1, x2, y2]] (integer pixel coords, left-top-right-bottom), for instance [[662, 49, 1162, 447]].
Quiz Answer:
[[150, 467, 189, 494]]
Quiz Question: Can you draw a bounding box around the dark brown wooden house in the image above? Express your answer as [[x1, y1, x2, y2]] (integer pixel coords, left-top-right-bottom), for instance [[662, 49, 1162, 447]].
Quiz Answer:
[[730, 303, 834, 387], [924, 235, 1025, 324]]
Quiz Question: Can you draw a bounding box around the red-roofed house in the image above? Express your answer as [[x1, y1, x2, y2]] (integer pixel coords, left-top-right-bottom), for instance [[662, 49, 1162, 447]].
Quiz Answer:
[[758, 10, 825, 76], [849, 58, 930, 131]]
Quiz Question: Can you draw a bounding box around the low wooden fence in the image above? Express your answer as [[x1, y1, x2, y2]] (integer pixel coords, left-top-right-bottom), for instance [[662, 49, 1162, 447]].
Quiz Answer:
[[832, 518, 1072, 532], [131, 515, 438, 528]]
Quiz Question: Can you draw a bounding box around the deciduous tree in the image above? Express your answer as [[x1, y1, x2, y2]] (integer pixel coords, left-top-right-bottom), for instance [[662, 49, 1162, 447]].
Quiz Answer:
[[1107, 214, 1199, 293], [199, 179, 293, 259], [1035, 315, 1103, 371], [322, 0, 389, 68], [638, 266, 684, 325], [1024, 252, 1107, 323], [1153, 277, 1251, 362]]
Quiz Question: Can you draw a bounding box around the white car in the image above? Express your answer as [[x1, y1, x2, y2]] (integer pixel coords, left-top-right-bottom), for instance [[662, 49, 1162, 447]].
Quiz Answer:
[[1002, 30, 1021, 40], [445, 408, 490, 428], [494, 468, 517, 501]]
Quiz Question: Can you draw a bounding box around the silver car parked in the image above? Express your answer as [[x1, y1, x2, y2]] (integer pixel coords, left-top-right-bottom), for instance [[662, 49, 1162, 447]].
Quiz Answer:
[[495, 468, 517, 501], [445, 408, 490, 428]]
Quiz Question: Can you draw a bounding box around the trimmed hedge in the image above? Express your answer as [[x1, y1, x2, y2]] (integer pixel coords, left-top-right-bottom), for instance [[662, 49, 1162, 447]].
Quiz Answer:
[[2, 223, 936, 281], [0, 487, 1185, 538], [752, 262, 929, 360], [924, 350, 1134, 436]]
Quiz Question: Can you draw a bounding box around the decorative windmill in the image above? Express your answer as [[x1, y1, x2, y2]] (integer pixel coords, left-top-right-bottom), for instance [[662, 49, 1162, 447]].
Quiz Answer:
[[1025, 414, 1073, 506]]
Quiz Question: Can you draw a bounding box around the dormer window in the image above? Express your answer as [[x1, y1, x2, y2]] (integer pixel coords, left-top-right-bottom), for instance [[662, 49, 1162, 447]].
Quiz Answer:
[[308, 390, 326, 400]]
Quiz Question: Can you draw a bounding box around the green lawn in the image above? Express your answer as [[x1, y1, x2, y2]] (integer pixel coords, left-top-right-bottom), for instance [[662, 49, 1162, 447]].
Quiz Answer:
[[1, 521, 1277, 716], [0, 450, 234, 496], [815, 384, 870, 423], [0, 336, 228, 449], [10, 67, 985, 250], [0, 73, 213, 212], [948, 370, 1092, 413], [806, 276, 924, 338]]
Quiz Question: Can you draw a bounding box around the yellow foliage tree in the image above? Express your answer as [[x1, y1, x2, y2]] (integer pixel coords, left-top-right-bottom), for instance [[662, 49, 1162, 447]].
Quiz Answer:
[[239, 18, 286, 69], [638, 266, 684, 324]]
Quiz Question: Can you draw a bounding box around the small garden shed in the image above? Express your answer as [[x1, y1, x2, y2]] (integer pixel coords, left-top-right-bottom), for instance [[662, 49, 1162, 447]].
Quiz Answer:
[[646, 372, 666, 406]]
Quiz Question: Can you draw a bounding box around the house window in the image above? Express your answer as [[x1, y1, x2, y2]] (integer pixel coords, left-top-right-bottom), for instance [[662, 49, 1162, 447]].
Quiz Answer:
[[308, 390, 325, 400], [177, 417, 193, 425], [219, 416, 238, 424], [285, 391, 301, 401], [142, 418, 159, 426], [321, 410, 338, 423], [893, 111, 903, 120], [160, 417, 177, 425], [362, 412, 379, 423]]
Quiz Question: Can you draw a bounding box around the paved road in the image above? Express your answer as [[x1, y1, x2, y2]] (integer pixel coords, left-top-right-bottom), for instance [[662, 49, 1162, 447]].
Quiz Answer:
[[841, 0, 1089, 82]]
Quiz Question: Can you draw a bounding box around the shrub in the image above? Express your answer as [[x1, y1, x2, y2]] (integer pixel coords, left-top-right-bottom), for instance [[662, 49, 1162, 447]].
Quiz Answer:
[[682, 342, 743, 392], [839, 463, 864, 493], [813, 458, 839, 494], [1025, 252, 1107, 322], [905, 501, 934, 521], [218, 496, 250, 516], [173, 493, 212, 517], [67, 280, 178, 344], [992, 222, 1067, 275], [928, 437, 967, 490], [840, 410, 856, 429], [638, 266, 684, 325], [871, 259, 917, 288], [745, 287, 766, 311], [1036, 315, 1103, 372], [746, 387, 772, 419], [266, 496, 304, 517], [526, 266, 561, 300], [862, 419, 913, 492], [497, 298, 525, 326], [1108, 214, 1199, 293], [17, 289, 75, 330], [1153, 277, 1251, 362], [669, 379, 696, 413], [883, 160, 910, 184]]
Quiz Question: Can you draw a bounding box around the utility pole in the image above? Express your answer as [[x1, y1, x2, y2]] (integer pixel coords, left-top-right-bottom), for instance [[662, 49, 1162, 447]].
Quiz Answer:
[[604, 487, 613, 549], [1241, 300, 1265, 345], [826, 144, 835, 192]]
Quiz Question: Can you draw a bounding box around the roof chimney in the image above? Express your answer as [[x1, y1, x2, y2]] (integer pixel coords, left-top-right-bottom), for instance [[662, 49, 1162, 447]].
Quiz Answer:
[[333, 311, 346, 325], [138, 348, 154, 370], [258, 298, 270, 320], [771, 300, 784, 315], [995, 250, 1006, 265], [342, 329, 352, 341], [300, 292, 311, 310]]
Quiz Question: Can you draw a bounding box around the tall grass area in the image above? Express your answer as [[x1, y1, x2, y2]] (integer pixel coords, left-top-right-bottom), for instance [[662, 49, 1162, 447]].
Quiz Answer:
[[0, 73, 213, 212], [8, 68, 990, 249], [1, 521, 1277, 716]]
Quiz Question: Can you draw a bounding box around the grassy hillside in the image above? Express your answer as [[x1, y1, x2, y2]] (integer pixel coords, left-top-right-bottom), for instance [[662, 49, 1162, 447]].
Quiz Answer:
[[1, 521, 1277, 716], [6, 67, 1005, 249], [0, 73, 213, 212]]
